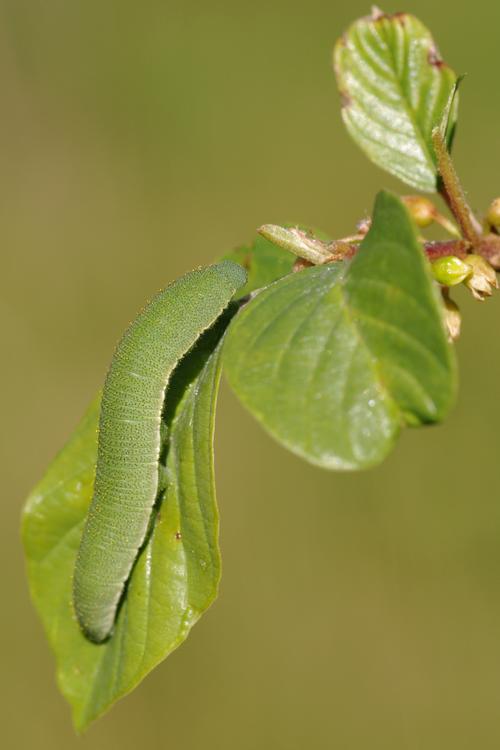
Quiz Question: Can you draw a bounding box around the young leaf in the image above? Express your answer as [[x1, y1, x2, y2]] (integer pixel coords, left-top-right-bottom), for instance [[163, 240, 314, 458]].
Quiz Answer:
[[22, 321, 229, 731], [224, 191, 457, 470], [334, 10, 458, 192]]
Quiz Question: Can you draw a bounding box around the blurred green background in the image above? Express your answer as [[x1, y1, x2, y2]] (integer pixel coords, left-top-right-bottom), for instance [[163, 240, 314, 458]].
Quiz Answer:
[[3, 0, 500, 747]]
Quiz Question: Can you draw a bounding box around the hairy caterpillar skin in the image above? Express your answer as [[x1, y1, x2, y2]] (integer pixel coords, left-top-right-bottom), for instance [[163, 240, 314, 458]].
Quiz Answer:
[[73, 261, 247, 643]]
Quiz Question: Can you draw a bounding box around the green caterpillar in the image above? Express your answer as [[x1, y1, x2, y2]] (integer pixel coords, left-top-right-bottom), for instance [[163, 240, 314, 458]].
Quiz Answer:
[[73, 261, 247, 643]]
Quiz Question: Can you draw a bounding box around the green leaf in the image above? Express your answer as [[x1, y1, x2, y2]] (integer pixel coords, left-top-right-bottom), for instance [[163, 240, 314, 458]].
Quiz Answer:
[[224, 191, 457, 470], [334, 10, 458, 192], [222, 234, 296, 296], [22, 321, 229, 731]]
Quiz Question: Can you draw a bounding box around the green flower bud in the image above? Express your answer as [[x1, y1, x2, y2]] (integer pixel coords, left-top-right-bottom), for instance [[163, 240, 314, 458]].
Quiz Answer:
[[442, 295, 461, 342], [464, 254, 499, 300], [487, 198, 500, 228], [431, 255, 471, 287], [403, 196, 436, 228]]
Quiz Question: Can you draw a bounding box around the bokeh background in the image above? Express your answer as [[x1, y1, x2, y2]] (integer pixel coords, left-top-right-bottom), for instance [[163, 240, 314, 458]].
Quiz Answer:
[[3, 1, 500, 747]]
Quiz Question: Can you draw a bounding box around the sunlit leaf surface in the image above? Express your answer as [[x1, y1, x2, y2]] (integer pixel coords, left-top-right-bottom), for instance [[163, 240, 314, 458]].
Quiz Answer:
[[224, 191, 457, 469], [334, 10, 458, 192]]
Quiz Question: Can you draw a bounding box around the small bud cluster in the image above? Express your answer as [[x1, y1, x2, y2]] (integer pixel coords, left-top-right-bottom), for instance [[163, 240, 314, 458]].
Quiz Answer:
[[432, 252, 499, 342]]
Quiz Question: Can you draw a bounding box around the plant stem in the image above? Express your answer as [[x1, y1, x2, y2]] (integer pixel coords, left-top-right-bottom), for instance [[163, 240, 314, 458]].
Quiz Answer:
[[432, 128, 482, 243], [291, 239, 471, 272], [424, 239, 471, 261]]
